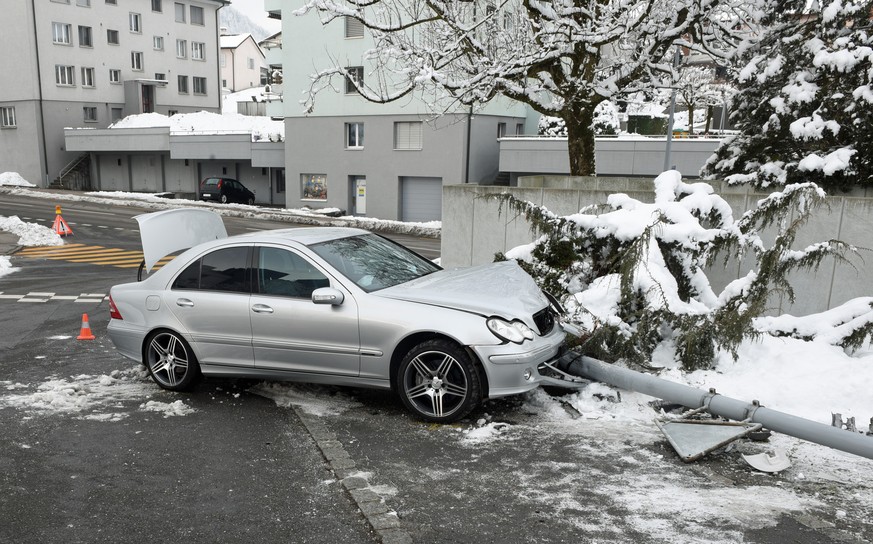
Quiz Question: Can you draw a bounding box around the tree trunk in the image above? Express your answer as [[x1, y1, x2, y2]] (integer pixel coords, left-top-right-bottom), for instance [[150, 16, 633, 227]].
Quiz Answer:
[[687, 104, 695, 135], [565, 107, 596, 176]]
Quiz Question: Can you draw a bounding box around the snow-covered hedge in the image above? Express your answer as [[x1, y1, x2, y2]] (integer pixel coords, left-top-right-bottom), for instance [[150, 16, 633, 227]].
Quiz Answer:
[[491, 172, 869, 370]]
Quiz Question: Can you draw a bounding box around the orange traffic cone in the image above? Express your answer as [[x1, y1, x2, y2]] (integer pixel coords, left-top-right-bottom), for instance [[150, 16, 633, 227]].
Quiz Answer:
[[77, 313, 95, 340]]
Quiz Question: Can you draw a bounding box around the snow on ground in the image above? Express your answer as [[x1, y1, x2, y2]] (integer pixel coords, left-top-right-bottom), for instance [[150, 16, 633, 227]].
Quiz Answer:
[[0, 365, 195, 421], [0, 212, 64, 279]]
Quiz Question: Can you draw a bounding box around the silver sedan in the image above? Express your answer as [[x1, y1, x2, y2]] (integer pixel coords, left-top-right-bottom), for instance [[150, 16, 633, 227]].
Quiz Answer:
[[108, 209, 566, 422]]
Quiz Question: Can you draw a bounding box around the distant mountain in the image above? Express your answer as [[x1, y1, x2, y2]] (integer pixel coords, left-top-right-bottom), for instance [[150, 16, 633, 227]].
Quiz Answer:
[[219, 6, 270, 42]]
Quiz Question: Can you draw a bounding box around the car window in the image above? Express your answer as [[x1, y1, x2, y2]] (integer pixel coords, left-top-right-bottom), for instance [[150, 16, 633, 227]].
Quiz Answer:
[[310, 234, 440, 292], [172, 246, 250, 293], [257, 247, 329, 298], [203, 178, 219, 187]]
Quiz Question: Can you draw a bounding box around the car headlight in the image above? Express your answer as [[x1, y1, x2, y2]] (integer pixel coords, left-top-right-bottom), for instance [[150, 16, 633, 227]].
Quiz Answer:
[[487, 317, 535, 344]]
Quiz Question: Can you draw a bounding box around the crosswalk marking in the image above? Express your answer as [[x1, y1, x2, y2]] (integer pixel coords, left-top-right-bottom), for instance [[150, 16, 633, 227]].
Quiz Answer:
[[16, 244, 175, 270]]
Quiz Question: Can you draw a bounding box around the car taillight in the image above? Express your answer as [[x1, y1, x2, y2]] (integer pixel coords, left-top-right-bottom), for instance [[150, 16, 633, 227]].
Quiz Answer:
[[216, 180, 223, 189], [108, 295, 123, 320]]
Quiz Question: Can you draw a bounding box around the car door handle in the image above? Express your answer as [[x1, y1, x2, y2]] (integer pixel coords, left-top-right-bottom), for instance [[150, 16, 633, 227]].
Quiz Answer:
[[176, 298, 194, 307], [252, 304, 274, 314]]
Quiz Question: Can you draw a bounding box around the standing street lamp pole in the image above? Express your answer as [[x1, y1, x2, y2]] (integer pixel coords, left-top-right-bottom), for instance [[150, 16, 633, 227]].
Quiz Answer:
[[663, 46, 683, 172]]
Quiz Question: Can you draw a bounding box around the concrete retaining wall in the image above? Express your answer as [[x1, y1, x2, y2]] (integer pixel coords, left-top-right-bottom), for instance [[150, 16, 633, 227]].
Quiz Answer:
[[441, 178, 873, 316]]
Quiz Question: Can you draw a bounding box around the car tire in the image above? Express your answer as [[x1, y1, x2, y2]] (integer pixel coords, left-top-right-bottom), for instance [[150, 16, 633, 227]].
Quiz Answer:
[[220, 194, 228, 204], [144, 330, 201, 391], [396, 339, 482, 423], [246, 197, 254, 206]]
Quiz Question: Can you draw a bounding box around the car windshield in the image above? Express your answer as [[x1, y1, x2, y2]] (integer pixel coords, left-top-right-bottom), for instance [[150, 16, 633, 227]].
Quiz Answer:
[[309, 234, 440, 292]]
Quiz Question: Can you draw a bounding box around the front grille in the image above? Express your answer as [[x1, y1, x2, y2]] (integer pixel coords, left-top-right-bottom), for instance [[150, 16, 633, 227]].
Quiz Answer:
[[532, 308, 555, 336]]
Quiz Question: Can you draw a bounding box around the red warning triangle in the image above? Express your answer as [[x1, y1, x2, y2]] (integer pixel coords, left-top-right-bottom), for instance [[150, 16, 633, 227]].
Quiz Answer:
[[52, 215, 74, 237]]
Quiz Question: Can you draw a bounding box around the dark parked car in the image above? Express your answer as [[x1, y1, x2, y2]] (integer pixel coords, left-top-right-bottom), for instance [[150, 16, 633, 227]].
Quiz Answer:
[[199, 177, 255, 205]]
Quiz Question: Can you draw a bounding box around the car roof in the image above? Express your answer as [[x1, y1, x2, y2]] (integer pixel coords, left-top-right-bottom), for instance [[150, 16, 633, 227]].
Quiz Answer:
[[231, 226, 371, 246]]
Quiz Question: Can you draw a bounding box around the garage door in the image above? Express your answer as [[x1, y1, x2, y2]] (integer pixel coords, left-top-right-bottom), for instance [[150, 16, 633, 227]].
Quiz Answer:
[[400, 176, 442, 222]]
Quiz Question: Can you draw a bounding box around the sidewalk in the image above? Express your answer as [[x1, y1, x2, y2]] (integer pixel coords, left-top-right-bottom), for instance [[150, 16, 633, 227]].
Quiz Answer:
[[0, 231, 18, 255]]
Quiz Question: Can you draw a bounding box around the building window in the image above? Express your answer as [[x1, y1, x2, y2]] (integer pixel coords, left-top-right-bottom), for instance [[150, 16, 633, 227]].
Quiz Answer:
[[111, 107, 123, 121], [51, 0, 70, 3], [52, 22, 72, 45], [107, 29, 119, 44], [394, 121, 423, 150], [1, 107, 16, 128], [345, 122, 364, 149], [170, 110, 179, 116], [301, 174, 327, 201], [131, 51, 144, 71], [153, 36, 164, 50], [345, 16, 364, 38], [155, 72, 166, 81], [345, 66, 363, 94], [247, 57, 254, 70], [176, 39, 187, 58], [220, 55, 226, 68], [190, 5, 204, 25], [129, 13, 141, 33], [55, 65, 75, 86], [83, 107, 98, 122], [109, 69, 121, 84], [106, 0, 117, 4], [81, 67, 95, 87], [78, 26, 93, 47], [175, 3, 186, 22], [193, 76, 207, 95], [516, 123, 524, 135], [77, 0, 90, 6], [192, 42, 205, 60], [151, 0, 162, 12], [497, 122, 506, 138], [178, 75, 188, 93]]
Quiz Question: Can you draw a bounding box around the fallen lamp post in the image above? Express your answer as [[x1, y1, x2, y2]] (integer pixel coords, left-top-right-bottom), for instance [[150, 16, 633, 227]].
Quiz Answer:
[[539, 348, 873, 462]]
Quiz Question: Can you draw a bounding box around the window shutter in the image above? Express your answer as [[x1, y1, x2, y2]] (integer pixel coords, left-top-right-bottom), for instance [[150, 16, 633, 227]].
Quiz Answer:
[[345, 17, 364, 38]]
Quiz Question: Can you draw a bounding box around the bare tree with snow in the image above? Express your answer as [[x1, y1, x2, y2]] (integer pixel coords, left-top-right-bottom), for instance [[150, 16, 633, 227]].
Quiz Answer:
[[295, 0, 761, 176]]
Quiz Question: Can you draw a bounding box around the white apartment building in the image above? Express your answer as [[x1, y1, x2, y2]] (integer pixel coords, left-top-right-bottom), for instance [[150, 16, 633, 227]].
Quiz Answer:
[[264, 1, 532, 222], [0, 0, 228, 187]]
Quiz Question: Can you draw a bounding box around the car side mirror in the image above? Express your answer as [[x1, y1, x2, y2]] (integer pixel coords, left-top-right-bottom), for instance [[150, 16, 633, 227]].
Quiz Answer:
[[312, 287, 344, 306]]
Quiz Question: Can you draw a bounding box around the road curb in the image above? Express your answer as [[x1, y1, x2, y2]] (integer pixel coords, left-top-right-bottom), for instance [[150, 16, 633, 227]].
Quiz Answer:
[[294, 410, 413, 544]]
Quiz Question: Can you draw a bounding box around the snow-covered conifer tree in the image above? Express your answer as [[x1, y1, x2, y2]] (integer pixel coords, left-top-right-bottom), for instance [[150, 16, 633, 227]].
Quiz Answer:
[[703, 0, 873, 191]]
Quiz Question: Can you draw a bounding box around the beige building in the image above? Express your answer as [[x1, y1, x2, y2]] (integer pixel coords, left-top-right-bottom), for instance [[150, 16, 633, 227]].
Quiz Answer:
[[219, 32, 266, 92], [0, 0, 227, 187]]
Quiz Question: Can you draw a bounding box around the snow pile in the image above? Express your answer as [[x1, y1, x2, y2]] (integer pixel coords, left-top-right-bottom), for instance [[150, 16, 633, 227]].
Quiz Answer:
[[0, 172, 36, 187], [0, 367, 193, 422], [109, 110, 284, 143], [0, 215, 64, 246], [140, 400, 197, 418]]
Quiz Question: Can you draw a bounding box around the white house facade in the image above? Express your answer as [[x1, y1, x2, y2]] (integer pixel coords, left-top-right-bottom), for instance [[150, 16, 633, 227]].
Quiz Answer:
[[219, 32, 267, 92]]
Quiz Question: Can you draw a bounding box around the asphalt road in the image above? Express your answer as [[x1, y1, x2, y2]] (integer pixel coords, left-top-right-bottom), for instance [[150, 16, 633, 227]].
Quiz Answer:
[[2, 190, 871, 544]]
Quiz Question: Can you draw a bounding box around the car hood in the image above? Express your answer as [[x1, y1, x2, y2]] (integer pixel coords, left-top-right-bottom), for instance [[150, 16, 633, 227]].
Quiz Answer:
[[377, 260, 548, 320]]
